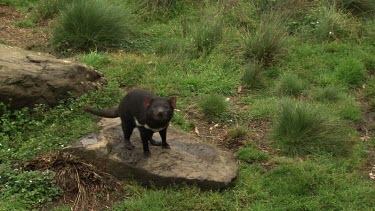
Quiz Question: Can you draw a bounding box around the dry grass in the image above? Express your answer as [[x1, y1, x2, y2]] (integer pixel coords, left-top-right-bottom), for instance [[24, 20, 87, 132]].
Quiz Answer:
[[23, 151, 123, 211]]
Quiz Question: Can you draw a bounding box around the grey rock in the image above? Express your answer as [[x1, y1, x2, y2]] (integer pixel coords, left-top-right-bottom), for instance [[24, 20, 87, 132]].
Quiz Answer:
[[66, 118, 238, 189], [0, 44, 105, 109]]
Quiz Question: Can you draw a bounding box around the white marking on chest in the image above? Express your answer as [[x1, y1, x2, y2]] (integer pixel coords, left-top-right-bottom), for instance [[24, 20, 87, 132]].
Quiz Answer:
[[134, 117, 166, 132]]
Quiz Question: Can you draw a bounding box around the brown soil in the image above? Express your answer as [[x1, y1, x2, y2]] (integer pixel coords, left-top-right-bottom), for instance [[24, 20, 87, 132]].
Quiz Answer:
[[0, 4, 50, 51]]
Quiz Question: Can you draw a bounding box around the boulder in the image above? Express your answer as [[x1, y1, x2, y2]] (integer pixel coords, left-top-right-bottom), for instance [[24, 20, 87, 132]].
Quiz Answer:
[[66, 118, 238, 190], [0, 44, 105, 109]]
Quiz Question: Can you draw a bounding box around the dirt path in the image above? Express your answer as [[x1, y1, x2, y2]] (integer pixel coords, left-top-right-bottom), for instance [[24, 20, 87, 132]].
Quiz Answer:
[[0, 4, 50, 50]]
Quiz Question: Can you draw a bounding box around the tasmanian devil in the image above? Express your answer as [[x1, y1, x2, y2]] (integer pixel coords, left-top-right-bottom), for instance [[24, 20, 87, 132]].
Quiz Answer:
[[83, 89, 176, 157]]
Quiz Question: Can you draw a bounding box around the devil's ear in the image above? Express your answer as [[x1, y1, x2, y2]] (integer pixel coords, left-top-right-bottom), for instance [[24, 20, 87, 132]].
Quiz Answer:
[[170, 97, 176, 109], [144, 96, 152, 108]]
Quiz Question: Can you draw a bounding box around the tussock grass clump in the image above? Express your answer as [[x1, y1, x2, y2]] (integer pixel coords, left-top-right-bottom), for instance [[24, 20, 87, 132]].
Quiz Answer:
[[193, 19, 223, 56], [199, 94, 228, 119], [52, 0, 135, 53], [314, 4, 359, 41], [244, 12, 288, 66], [276, 73, 305, 97], [272, 100, 353, 157], [242, 61, 264, 89], [313, 86, 342, 102]]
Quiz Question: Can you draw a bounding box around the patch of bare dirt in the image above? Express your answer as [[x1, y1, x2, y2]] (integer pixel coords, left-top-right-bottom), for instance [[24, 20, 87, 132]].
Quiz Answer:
[[0, 4, 50, 51], [356, 89, 375, 181]]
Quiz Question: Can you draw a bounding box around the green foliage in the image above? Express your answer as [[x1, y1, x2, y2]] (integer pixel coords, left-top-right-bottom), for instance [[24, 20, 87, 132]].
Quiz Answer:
[[313, 4, 359, 41], [31, 0, 74, 21], [138, 0, 184, 21], [11, 19, 35, 27], [237, 145, 269, 163], [364, 77, 375, 98], [52, 0, 135, 53], [332, 0, 375, 16], [113, 184, 233, 210], [272, 100, 353, 157], [198, 94, 228, 119], [313, 86, 342, 102], [0, 0, 37, 10], [0, 163, 62, 208], [171, 112, 195, 131], [242, 61, 264, 89], [244, 12, 288, 66], [276, 73, 305, 97], [334, 58, 366, 87], [77, 51, 111, 69], [193, 19, 223, 56]]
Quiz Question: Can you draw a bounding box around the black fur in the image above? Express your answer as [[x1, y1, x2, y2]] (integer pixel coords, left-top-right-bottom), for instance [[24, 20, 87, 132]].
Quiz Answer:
[[83, 89, 176, 157]]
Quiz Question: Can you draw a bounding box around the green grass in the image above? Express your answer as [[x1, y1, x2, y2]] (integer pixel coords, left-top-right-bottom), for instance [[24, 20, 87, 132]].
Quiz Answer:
[[198, 94, 229, 120], [31, 0, 75, 21], [237, 145, 269, 163], [52, 0, 135, 53], [242, 61, 264, 89], [244, 12, 289, 66], [2, 0, 375, 210], [272, 100, 354, 157], [276, 73, 305, 97]]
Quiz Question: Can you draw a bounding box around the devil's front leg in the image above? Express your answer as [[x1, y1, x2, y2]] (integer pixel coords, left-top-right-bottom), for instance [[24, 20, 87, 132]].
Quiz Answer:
[[159, 127, 170, 149], [139, 127, 154, 157], [121, 118, 135, 150]]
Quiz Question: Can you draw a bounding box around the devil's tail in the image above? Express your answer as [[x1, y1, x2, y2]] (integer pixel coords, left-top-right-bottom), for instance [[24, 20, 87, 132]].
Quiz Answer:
[[82, 106, 119, 118]]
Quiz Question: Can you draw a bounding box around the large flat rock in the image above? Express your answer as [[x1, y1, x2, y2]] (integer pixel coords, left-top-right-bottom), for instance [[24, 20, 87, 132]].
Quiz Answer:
[[66, 118, 238, 189], [0, 44, 105, 109]]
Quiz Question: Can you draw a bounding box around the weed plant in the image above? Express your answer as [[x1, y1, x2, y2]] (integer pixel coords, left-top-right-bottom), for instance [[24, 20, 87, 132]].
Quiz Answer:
[[0, 163, 62, 208], [272, 100, 353, 157], [52, 0, 135, 53], [199, 94, 228, 120], [244, 12, 288, 66]]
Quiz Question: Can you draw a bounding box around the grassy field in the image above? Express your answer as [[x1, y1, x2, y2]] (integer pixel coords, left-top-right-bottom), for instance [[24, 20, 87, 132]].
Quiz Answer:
[[1, 0, 375, 210]]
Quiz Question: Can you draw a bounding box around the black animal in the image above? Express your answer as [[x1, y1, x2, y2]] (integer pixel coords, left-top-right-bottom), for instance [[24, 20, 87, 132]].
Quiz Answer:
[[83, 89, 176, 157]]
